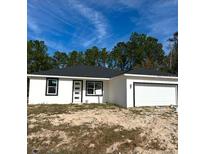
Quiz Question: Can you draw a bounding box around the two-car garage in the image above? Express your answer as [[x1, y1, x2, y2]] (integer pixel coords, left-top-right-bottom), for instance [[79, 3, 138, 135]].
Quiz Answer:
[[124, 69, 178, 108], [133, 82, 178, 107]]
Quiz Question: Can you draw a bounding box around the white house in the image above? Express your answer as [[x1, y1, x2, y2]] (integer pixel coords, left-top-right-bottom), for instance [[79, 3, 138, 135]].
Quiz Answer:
[[27, 65, 178, 108]]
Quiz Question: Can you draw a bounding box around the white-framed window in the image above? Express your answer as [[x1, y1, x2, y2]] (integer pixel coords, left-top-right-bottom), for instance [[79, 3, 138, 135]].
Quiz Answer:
[[86, 81, 103, 96], [46, 78, 58, 96]]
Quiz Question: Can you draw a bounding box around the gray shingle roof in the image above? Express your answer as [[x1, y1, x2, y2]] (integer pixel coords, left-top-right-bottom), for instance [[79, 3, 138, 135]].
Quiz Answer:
[[32, 65, 123, 78], [31, 65, 177, 78]]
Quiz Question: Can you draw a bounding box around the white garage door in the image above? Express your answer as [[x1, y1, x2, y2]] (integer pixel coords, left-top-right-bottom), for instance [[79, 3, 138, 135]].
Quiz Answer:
[[134, 83, 177, 106]]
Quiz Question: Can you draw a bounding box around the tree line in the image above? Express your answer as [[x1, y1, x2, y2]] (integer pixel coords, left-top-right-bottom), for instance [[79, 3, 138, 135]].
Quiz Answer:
[[27, 32, 178, 74]]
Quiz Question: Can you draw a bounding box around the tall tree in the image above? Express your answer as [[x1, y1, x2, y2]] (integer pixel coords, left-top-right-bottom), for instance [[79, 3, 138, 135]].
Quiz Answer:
[[127, 33, 147, 69], [52, 51, 68, 68], [67, 50, 84, 66], [77, 51, 85, 65], [142, 36, 164, 69], [99, 48, 108, 67], [84, 46, 100, 66], [109, 42, 129, 71], [27, 40, 53, 73], [168, 32, 178, 74], [127, 32, 164, 70], [27, 32, 170, 73], [108, 32, 165, 71]]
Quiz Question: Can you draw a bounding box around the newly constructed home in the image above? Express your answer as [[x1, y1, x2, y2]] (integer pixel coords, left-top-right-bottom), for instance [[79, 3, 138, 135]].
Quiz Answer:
[[27, 65, 178, 108]]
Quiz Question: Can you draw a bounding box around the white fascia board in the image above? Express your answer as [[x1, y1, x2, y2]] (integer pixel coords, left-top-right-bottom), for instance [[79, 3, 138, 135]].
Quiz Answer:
[[110, 74, 125, 80], [27, 74, 110, 80], [123, 73, 178, 80]]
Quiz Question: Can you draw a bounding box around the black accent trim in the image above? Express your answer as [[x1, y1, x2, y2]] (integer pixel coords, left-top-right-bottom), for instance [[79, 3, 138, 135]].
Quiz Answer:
[[133, 82, 178, 107], [85, 81, 103, 96], [27, 78, 30, 104], [72, 80, 83, 103], [45, 78, 59, 96], [133, 82, 135, 107], [27, 78, 30, 97], [176, 85, 178, 106], [81, 80, 83, 102], [72, 80, 74, 103]]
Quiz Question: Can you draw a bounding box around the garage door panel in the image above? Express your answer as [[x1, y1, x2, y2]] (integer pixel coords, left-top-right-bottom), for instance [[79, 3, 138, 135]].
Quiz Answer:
[[134, 83, 177, 106]]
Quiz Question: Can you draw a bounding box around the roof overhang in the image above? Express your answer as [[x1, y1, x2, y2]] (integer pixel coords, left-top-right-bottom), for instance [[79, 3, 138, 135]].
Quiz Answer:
[[123, 73, 178, 80], [27, 73, 178, 81], [27, 74, 110, 80]]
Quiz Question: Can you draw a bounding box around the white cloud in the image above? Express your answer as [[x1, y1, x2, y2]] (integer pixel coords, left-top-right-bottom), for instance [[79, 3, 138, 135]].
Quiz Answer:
[[27, 12, 41, 34], [67, 0, 108, 41], [27, 0, 177, 53], [148, 17, 177, 36], [118, 0, 143, 8], [43, 39, 71, 52], [28, 0, 109, 48]]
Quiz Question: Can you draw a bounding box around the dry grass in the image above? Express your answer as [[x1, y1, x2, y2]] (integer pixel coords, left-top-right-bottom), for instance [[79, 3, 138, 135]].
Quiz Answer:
[[28, 103, 122, 115], [28, 104, 178, 154]]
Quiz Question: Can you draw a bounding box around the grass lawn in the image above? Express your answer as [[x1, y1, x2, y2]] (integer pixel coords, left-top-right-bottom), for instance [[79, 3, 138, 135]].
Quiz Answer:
[[28, 103, 178, 154]]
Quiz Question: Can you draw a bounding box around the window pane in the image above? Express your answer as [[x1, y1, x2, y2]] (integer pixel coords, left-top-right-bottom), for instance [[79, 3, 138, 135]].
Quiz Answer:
[[95, 82, 102, 90], [95, 89, 102, 95], [87, 88, 94, 94], [87, 82, 94, 88], [48, 86, 56, 94], [75, 82, 80, 85], [48, 79, 57, 86], [95, 82, 102, 95]]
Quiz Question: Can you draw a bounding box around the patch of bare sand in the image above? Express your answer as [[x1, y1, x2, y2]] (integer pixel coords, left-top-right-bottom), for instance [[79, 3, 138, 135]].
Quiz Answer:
[[28, 106, 177, 153], [28, 129, 52, 139], [48, 108, 176, 131], [49, 109, 143, 129], [48, 107, 177, 152], [106, 139, 132, 153], [132, 147, 177, 154]]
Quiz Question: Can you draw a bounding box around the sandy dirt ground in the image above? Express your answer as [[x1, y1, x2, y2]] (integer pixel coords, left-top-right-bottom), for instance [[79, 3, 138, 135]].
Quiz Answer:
[[28, 104, 178, 154]]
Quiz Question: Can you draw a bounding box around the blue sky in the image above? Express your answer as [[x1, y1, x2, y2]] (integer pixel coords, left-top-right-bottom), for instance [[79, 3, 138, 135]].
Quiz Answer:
[[28, 0, 178, 55]]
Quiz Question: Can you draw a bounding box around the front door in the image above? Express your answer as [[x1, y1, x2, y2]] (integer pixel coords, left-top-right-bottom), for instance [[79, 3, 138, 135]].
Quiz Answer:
[[73, 80, 83, 103]]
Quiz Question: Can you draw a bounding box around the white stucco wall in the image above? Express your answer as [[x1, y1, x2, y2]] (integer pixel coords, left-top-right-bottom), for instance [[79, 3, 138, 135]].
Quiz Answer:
[[28, 77, 109, 104], [28, 75, 178, 107], [108, 75, 127, 107], [126, 76, 178, 107], [29, 77, 73, 104]]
